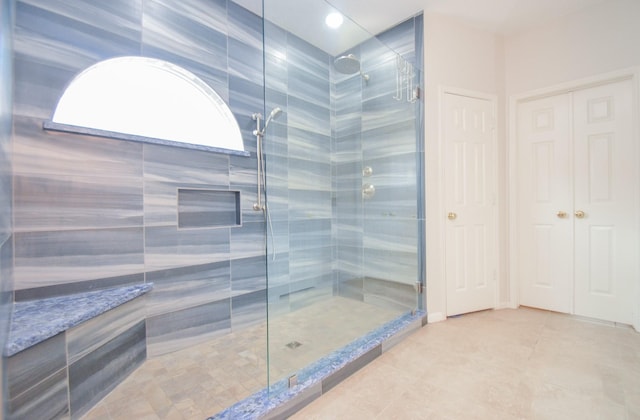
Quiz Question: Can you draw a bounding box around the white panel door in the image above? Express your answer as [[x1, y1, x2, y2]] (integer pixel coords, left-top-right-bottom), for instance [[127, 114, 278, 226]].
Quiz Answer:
[[517, 94, 573, 313], [516, 78, 637, 324], [573, 79, 637, 324], [444, 92, 497, 316]]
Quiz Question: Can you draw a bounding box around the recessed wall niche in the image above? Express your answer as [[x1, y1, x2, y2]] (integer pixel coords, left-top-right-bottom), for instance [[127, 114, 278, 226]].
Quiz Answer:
[[177, 189, 241, 229], [44, 56, 248, 156]]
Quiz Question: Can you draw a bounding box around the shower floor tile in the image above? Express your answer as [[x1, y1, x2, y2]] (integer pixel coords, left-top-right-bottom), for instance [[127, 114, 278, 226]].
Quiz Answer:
[[81, 296, 404, 420]]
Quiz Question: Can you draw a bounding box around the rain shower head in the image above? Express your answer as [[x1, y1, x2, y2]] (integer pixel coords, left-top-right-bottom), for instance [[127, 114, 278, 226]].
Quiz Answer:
[[334, 54, 370, 82], [334, 54, 361, 74]]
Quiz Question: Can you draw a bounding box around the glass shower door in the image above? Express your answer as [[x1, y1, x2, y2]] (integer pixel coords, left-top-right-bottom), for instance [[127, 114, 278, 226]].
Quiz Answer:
[[262, 0, 424, 394]]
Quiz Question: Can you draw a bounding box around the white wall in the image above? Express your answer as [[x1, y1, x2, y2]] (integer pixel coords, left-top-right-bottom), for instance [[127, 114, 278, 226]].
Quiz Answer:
[[423, 13, 506, 321], [505, 0, 640, 96], [504, 0, 640, 330], [424, 0, 640, 324]]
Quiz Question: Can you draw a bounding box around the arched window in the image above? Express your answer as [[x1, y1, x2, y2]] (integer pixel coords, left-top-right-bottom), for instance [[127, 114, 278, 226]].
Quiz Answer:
[[44, 56, 247, 155]]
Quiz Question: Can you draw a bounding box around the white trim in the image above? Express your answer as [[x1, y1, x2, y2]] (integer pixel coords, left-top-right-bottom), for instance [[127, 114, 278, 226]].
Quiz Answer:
[[508, 67, 640, 330], [438, 85, 500, 316], [427, 312, 446, 323]]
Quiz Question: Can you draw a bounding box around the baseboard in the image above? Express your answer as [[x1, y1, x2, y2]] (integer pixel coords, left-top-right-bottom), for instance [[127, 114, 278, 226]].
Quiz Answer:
[[427, 312, 446, 323]]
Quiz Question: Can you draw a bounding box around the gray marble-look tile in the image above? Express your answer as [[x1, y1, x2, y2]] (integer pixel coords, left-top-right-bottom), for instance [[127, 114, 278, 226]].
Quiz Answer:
[[265, 47, 288, 94], [265, 251, 290, 290], [231, 289, 267, 330], [230, 153, 263, 224], [146, 261, 231, 317], [227, 0, 262, 51], [288, 189, 332, 220], [14, 272, 144, 301], [146, 299, 230, 356], [371, 17, 416, 67], [288, 157, 331, 192], [14, 227, 144, 290], [289, 219, 332, 252], [361, 119, 417, 159], [335, 275, 364, 301], [143, 143, 231, 185], [231, 255, 267, 295], [363, 277, 416, 311], [286, 34, 330, 81], [266, 219, 290, 257], [230, 220, 266, 259], [289, 246, 332, 285], [289, 281, 333, 312], [69, 320, 146, 418], [6, 332, 66, 400], [228, 37, 263, 83], [288, 65, 330, 108], [0, 237, 13, 298], [287, 127, 331, 163], [13, 173, 143, 231], [178, 189, 240, 229], [14, 115, 144, 178], [229, 76, 265, 152], [7, 367, 68, 420], [287, 97, 331, 137], [67, 295, 146, 364], [141, 0, 228, 100], [14, 0, 143, 118], [144, 225, 231, 271]]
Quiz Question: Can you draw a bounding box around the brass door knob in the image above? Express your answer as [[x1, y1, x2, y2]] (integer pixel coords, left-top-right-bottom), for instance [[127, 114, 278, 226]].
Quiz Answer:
[[557, 211, 567, 218], [575, 210, 585, 219], [447, 212, 457, 220]]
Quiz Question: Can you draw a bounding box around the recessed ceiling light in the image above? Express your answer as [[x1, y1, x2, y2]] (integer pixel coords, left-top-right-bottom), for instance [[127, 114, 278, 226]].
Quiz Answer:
[[325, 12, 344, 29]]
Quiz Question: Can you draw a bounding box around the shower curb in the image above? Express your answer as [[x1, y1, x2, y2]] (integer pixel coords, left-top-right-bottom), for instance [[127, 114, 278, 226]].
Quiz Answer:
[[208, 310, 427, 420]]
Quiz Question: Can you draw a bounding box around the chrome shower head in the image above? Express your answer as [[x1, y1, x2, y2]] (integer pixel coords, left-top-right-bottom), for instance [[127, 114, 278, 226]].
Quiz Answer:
[[334, 54, 370, 82], [264, 107, 282, 131], [334, 54, 361, 74]]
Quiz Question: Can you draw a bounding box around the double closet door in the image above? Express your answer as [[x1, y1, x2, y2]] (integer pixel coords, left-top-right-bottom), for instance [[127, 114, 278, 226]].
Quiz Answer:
[[517, 78, 637, 324]]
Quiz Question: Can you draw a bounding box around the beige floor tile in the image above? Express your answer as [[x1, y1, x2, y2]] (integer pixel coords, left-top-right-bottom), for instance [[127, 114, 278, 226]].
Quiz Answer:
[[294, 308, 640, 420]]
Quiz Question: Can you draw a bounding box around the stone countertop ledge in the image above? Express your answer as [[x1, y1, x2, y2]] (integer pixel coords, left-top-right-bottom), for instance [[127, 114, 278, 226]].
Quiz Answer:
[[4, 283, 153, 357]]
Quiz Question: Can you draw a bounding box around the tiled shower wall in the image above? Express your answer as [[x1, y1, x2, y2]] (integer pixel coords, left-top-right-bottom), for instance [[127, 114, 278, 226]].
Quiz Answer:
[[1, 0, 14, 415], [11, 0, 269, 357], [263, 15, 424, 315], [332, 17, 423, 306], [9, 0, 426, 360]]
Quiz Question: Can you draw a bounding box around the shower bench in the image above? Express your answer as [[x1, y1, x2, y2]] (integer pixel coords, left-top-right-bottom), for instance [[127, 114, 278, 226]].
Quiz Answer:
[[4, 283, 153, 419]]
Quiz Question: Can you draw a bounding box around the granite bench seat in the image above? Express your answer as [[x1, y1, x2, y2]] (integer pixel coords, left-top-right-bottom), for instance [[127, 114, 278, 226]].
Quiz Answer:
[[5, 283, 153, 357], [5, 283, 154, 419]]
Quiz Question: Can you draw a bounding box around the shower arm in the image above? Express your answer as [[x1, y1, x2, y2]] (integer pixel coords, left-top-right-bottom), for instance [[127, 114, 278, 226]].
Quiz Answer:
[[252, 112, 265, 212]]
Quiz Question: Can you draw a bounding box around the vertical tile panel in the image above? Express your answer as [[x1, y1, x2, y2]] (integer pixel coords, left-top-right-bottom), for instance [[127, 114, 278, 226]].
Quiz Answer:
[[69, 320, 146, 418], [141, 0, 228, 101], [13, 0, 143, 119], [145, 261, 231, 318]]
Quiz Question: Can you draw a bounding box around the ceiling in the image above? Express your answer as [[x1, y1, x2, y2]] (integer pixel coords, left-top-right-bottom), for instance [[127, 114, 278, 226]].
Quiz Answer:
[[233, 0, 614, 55]]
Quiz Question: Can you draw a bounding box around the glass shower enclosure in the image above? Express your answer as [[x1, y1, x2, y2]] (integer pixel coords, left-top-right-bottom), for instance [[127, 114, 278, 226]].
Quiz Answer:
[[261, 0, 425, 393]]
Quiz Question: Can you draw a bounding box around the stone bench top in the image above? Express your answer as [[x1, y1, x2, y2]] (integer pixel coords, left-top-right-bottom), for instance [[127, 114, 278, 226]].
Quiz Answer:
[[5, 283, 153, 357]]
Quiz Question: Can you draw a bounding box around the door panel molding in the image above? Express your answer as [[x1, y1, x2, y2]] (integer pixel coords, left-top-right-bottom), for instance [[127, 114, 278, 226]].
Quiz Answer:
[[508, 67, 640, 331], [439, 86, 499, 317]]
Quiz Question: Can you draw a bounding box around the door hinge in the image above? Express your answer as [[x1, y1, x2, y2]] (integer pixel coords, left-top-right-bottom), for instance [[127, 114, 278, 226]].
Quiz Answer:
[[415, 281, 424, 294]]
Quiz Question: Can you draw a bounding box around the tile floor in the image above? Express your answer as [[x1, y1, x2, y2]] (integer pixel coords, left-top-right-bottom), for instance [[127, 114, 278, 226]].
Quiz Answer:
[[292, 307, 640, 419], [82, 296, 403, 419]]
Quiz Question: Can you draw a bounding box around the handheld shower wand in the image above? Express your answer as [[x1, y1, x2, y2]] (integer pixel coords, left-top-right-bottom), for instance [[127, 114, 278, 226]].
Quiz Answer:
[[251, 107, 283, 211]]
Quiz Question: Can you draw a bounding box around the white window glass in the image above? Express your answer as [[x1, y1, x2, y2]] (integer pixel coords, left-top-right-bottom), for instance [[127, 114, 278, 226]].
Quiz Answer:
[[50, 56, 245, 153]]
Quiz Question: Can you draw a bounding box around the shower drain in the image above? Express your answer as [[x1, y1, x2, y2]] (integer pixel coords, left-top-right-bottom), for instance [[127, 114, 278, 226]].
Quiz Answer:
[[285, 341, 302, 349]]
